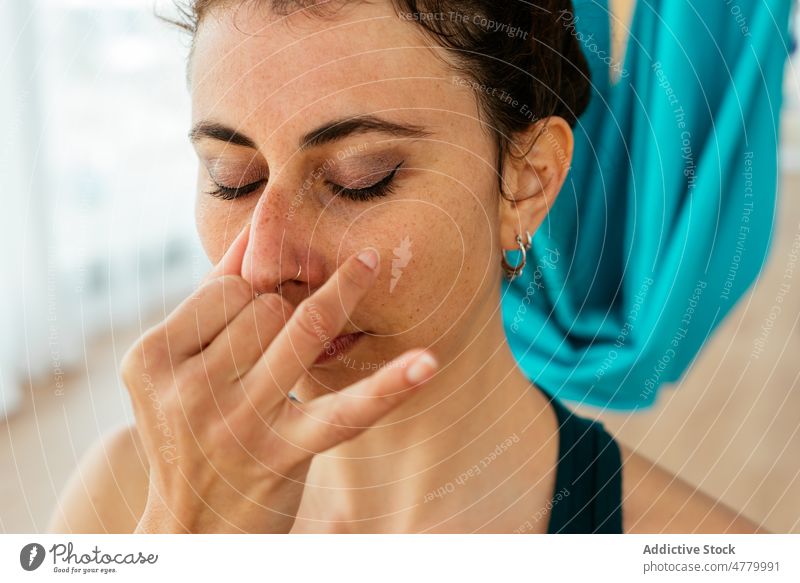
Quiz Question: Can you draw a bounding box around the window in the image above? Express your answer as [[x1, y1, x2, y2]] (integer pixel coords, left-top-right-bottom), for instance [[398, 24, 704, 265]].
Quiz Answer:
[[1, 0, 207, 418]]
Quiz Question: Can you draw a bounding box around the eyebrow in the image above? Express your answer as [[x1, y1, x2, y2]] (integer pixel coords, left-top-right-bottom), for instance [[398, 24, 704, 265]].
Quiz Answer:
[[188, 122, 257, 149], [188, 114, 432, 151], [298, 114, 432, 151]]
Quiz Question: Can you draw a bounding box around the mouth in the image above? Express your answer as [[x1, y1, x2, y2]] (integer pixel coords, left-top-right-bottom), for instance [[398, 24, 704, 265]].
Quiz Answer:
[[313, 332, 366, 365]]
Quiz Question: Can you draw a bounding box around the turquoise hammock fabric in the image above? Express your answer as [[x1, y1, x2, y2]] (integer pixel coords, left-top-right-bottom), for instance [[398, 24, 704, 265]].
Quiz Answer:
[[502, 0, 796, 410]]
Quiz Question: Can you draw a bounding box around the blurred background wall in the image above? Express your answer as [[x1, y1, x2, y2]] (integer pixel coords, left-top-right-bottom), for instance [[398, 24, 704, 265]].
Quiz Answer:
[[0, 0, 208, 420]]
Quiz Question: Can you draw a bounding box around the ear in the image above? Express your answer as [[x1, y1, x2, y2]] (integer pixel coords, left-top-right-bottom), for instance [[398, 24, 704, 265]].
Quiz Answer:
[[498, 116, 574, 250]]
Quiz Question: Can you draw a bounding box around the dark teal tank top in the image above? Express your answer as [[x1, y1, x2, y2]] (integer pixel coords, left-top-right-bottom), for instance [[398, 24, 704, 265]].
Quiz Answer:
[[545, 394, 624, 533]]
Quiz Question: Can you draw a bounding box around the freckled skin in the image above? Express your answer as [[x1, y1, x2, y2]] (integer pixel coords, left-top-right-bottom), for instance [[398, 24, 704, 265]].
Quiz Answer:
[[191, 2, 504, 399], [181, 3, 586, 534]]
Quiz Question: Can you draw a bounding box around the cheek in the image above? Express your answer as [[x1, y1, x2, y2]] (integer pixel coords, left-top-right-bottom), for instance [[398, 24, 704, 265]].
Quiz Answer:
[[347, 182, 496, 337], [194, 194, 254, 264], [194, 196, 219, 261]]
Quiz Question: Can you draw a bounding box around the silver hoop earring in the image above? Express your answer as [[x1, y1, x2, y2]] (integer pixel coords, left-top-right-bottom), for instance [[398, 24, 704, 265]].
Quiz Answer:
[[501, 232, 530, 282], [523, 230, 533, 251]]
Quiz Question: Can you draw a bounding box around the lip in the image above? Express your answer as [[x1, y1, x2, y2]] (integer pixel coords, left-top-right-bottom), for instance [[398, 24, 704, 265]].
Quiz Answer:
[[313, 332, 366, 365]]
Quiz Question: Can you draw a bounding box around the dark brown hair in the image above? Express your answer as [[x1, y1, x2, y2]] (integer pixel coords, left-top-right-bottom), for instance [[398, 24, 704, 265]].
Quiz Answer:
[[162, 0, 591, 197]]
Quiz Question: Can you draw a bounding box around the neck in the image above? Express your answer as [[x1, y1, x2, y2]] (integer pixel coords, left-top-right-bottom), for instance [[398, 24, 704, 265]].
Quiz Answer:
[[296, 292, 560, 533]]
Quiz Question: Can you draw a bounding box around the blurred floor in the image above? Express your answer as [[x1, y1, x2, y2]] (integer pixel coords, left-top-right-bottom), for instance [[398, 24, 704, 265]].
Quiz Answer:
[[0, 317, 143, 533], [1, 170, 798, 534]]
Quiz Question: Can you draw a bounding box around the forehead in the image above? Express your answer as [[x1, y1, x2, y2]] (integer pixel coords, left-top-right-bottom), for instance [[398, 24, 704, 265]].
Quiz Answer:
[[190, 2, 464, 147]]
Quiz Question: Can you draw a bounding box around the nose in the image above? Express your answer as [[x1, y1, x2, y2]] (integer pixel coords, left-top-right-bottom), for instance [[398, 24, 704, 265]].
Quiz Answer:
[[240, 183, 316, 297]]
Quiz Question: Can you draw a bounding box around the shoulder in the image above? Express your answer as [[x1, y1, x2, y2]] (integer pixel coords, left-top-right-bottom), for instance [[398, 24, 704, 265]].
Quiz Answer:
[[46, 423, 149, 534], [618, 443, 767, 533]]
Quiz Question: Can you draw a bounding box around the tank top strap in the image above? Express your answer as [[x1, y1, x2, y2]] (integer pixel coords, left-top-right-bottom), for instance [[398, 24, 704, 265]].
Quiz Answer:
[[545, 394, 624, 533]]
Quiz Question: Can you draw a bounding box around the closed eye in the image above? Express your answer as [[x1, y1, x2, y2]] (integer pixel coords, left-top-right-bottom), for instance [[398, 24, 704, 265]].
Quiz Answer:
[[206, 180, 264, 201], [205, 161, 404, 202], [326, 162, 403, 202]]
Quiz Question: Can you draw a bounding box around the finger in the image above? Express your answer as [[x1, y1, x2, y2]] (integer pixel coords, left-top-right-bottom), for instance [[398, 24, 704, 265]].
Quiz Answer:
[[242, 247, 380, 405], [200, 221, 251, 286], [200, 293, 296, 383], [154, 222, 253, 359], [161, 275, 256, 359], [282, 349, 438, 458]]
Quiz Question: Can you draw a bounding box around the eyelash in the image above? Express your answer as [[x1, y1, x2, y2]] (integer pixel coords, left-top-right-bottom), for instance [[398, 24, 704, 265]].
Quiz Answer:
[[325, 162, 403, 202], [206, 162, 403, 202], [206, 181, 264, 201]]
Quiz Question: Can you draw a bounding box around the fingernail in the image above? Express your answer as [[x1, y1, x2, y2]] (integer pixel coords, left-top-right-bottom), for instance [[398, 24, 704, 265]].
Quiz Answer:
[[405, 352, 438, 384], [357, 247, 380, 271]]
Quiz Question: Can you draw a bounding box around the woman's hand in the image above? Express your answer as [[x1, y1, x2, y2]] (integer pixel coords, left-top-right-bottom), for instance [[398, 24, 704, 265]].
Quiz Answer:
[[121, 225, 439, 533]]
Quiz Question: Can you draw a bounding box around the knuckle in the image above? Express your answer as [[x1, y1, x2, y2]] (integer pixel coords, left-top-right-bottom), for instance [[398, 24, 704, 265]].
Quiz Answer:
[[216, 274, 254, 305], [325, 406, 358, 443], [294, 300, 332, 344], [195, 274, 250, 306], [120, 346, 144, 388], [177, 355, 212, 389], [195, 273, 226, 297], [172, 362, 209, 410], [139, 325, 166, 354], [255, 293, 293, 321], [121, 327, 167, 382], [340, 260, 371, 293]]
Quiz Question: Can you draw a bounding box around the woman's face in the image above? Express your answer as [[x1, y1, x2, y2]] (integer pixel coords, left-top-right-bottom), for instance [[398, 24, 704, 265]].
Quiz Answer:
[[190, 1, 506, 393]]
